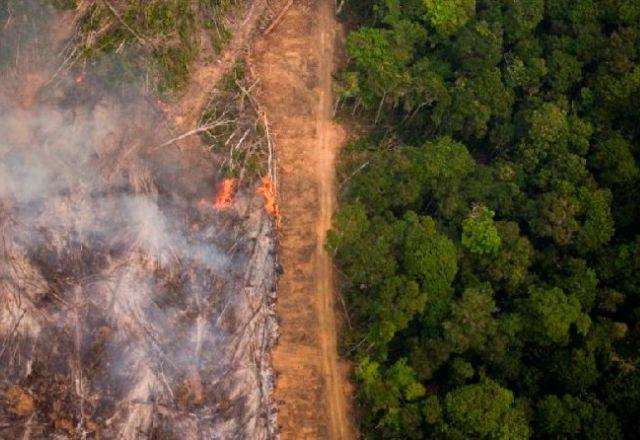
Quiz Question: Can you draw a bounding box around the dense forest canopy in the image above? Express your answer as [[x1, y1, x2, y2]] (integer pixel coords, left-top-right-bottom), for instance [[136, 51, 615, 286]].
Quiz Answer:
[[329, 0, 640, 438]]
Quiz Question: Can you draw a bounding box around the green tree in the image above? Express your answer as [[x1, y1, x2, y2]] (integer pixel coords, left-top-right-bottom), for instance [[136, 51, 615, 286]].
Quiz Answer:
[[554, 258, 598, 312], [528, 190, 580, 246], [503, 42, 547, 91], [327, 202, 396, 288], [452, 20, 503, 73], [423, 394, 443, 425], [342, 147, 423, 215], [568, 114, 593, 156], [583, 402, 624, 440], [575, 187, 615, 253], [333, 1, 640, 437], [401, 212, 458, 331], [421, 0, 475, 37], [443, 380, 531, 438], [449, 357, 474, 384], [535, 394, 583, 437], [527, 102, 569, 147], [598, 235, 640, 294], [417, 137, 475, 183], [367, 276, 424, 347], [356, 357, 426, 437], [549, 348, 600, 393], [503, 0, 544, 41], [346, 27, 410, 108], [413, 136, 475, 200], [526, 286, 591, 345], [484, 221, 533, 294], [547, 50, 583, 93], [412, 137, 475, 218], [462, 205, 501, 255], [442, 286, 498, 353], [603, 370, 640, 435], [445, 68, 514, 139], [590, 133, 639, 188], [402, 212, 458, 293]]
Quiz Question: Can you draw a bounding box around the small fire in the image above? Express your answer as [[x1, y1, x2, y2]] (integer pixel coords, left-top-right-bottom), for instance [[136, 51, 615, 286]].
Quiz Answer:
[[75, 72, 85, 84], [256, 176, 279, 218], [214, 178, 238, 210]]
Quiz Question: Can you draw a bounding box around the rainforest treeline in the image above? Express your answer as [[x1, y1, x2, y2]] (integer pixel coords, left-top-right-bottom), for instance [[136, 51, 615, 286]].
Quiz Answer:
[[329, 1, 640, 438]]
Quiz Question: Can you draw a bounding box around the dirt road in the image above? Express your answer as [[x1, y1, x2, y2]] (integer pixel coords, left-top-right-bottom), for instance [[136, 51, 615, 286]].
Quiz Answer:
[[252, 1, 356, 438]]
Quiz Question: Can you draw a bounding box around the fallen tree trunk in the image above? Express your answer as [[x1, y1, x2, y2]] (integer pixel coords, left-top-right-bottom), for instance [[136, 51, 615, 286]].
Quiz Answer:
[[264, 0, 293, 36]]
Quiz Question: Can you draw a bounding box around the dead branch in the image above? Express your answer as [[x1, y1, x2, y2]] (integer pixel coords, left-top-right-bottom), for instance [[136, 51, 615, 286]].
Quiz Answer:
[[230, 128, 251, 172], [101, 0, 149, 47], [346, 337, 368, 357], [245, 59, 279, 188], [235, 78, 261, 114], [264, 0, 293, 36], [339, 160, 369, 191], [0, 310, 25, 360], [237, 137, 259, 185], [153, 120, 234, 150], [3, 1, 13, 30]]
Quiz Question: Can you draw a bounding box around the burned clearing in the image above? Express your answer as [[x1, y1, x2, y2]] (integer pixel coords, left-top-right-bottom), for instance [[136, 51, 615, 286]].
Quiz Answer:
[[0, 2, 278, 438]]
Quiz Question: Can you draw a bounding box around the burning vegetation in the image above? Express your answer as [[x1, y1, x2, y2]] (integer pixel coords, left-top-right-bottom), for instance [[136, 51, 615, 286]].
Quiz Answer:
[[256, 176, 279, 219], [214, 178, 239, 210], [0, 2, 278, 439]]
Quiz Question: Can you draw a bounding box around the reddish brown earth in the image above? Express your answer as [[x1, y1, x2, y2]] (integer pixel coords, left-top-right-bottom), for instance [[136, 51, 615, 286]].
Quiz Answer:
[[252, 1, 357, 438]]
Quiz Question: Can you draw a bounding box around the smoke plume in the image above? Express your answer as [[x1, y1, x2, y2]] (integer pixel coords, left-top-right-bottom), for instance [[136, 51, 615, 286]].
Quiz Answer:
[[0, 2, 277, 439]]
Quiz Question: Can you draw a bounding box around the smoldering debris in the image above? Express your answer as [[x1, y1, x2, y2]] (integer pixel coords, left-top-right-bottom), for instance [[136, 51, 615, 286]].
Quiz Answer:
[[0, 3, 278, 440]]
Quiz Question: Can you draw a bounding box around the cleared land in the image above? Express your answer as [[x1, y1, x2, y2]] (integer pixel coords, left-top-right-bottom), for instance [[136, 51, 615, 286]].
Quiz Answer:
[[252, 0, 356, 438]]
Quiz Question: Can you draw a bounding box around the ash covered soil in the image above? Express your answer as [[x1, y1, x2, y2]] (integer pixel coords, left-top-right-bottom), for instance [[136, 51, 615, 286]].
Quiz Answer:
[[0, 3, 277, 439]]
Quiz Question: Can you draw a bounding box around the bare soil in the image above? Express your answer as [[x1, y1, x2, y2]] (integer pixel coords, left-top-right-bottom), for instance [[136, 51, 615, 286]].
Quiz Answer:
[[252, 1, 356, 438]]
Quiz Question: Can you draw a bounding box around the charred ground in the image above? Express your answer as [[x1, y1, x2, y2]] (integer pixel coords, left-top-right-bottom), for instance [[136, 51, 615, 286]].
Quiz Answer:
[[0, 1, 278, 438]]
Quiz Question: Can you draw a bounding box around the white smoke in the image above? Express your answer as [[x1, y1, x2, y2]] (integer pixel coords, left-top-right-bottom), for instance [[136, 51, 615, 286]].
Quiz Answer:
[[0, 4, 277, 438]]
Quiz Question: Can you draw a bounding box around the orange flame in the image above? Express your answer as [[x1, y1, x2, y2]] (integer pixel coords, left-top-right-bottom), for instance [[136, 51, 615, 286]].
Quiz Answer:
[[214, 178, 238, 210], [256, 176, 279, 218]]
